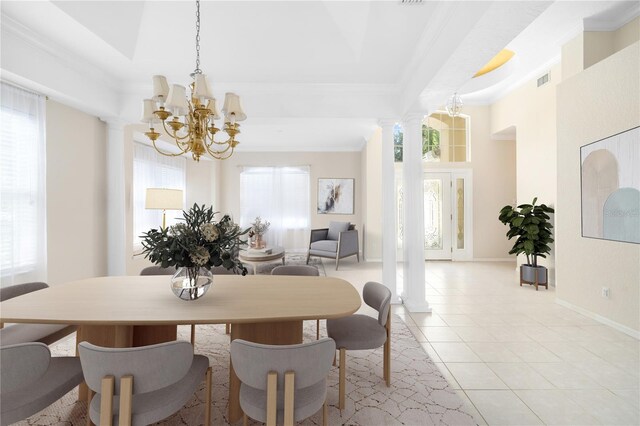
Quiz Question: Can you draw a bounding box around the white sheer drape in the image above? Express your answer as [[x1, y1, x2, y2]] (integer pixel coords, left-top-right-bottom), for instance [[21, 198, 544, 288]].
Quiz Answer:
[[0, 82, 47, 287], [132, 143, 186, 247], [240, 166, 310, 251]]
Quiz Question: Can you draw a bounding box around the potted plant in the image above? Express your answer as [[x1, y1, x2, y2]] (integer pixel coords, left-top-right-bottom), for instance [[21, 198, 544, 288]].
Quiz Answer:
[[141, 204, 249, 300], [498, 198, 555, 290]]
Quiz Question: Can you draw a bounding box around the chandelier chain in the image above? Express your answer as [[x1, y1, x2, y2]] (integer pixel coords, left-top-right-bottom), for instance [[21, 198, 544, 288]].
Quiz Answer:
[[194, 0, 201, 74]]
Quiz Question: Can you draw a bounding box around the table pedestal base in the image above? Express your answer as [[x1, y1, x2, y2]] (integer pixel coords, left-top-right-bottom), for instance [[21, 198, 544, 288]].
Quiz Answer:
[[228, 320, 303, 423]]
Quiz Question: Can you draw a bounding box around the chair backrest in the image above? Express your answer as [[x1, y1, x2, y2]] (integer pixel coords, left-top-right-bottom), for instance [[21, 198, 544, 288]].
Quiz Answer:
[[211, 265, 235, 275], [231, 338, 335, 390], [139, 266, 176, 276], [0, 342, 50, 394], [0, 282, 48, 302], [271, 265, 320, 276], [78, 340, 193, 394], [327, 221, 351, 241], [363, 281, 392, 327]]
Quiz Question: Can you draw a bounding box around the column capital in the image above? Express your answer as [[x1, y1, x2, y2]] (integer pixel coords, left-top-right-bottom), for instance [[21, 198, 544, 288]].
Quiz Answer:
[[377, 118, 398, 129]]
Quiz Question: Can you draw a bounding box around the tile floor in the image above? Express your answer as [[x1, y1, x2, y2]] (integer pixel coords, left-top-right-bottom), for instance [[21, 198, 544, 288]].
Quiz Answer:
[[324, 258, 640, 426]]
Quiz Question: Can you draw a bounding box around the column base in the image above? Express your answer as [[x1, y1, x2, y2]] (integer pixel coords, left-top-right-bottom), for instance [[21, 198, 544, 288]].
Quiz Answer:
[[403, 299, 432, 313]]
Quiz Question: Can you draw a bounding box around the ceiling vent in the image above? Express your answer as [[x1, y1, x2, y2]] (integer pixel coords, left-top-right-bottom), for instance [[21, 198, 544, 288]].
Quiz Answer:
[[401, 0, 424, 4], [537, 73, 550, 87]]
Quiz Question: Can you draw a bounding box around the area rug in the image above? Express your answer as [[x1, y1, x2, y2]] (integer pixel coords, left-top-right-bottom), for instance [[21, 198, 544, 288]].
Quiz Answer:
[[17, 315, 477, 426], [252, 252, 326, 276]]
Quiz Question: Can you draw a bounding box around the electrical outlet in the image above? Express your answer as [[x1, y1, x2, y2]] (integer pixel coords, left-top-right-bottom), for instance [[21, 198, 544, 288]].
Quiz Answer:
[[601, 287, 610, 298]]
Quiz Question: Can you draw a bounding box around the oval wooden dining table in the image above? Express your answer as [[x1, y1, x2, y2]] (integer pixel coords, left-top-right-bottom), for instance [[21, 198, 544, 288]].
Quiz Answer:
[[0, 274, 362, 423]]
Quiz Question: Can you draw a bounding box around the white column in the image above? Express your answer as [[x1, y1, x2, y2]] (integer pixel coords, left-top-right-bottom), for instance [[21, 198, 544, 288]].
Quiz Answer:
[[379, 119, 399, 303], [401, 114, 431, 312], [103, 118, 127, 276]]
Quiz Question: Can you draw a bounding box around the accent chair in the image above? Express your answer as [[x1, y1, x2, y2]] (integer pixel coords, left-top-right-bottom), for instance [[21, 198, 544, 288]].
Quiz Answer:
[[306, 221, 359, 270]]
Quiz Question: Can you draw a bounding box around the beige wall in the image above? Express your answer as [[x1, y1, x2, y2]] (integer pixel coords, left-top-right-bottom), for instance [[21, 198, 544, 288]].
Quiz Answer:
[[218, 151, 363, 250], [613, 16, 640, 51], [363, 129, 382, 260], [46, 100, 108, 284], [490, 64, 559, 278], [556, 42, 640, 333]]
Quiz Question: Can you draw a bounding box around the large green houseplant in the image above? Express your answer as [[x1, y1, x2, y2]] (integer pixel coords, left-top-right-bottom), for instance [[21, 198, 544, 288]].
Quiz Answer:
[[498, 198, 554, 289]]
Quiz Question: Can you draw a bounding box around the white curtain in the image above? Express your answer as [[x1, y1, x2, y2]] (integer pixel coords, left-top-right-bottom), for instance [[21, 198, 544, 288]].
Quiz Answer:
[[240, 166, 310, 251], [0, 82, 47, 287], [132, 143, 186, 247]]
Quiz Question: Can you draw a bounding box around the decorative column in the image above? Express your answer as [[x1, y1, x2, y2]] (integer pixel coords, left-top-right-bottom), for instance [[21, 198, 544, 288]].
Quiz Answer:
[[401, 114, 431, 312], [103, 118, 127, 276], [379, 119, 399, 303]]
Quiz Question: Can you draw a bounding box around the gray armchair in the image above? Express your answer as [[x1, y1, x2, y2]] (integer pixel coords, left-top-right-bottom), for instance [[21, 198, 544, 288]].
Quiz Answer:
[[306, 221, 359, 270], [0, 282, 76, 346], [1, 342, 84, 425]]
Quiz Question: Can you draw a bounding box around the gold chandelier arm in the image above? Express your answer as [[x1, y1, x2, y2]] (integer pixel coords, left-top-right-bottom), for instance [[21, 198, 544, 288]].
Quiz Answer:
[[161, 120, 192, 142], [205, 142, 235, 160], [151, 138, 189, 157]]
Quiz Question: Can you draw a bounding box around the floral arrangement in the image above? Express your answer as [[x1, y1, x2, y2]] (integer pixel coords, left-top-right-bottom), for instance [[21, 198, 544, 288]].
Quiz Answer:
[[140, 204, 250, 276], [249, 216, 270, 237]]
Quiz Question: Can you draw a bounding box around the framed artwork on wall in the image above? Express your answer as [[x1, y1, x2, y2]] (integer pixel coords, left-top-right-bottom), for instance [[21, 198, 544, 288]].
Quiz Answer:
[[317, 178, 354, 215], [580, 125, 639, 244]]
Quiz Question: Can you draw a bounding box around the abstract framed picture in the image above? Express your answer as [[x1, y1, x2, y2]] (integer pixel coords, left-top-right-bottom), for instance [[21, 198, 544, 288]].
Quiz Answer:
[[317, 178, 354, 215], [580, 126, 639, 244]]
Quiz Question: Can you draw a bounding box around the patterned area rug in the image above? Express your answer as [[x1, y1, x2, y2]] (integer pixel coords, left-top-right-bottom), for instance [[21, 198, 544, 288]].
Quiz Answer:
[[17, 318, 477, 426]]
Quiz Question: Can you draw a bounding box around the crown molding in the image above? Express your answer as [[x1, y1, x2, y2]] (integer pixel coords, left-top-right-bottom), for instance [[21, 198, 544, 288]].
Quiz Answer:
[[583, 2, 640, 32]]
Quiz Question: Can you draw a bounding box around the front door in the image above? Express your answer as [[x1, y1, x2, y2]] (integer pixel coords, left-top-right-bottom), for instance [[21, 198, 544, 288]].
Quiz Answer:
[[424, 173, 452, 260]]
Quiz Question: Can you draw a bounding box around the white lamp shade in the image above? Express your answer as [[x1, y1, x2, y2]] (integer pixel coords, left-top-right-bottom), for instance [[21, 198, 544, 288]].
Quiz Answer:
[[221, 92, 247, 122], [206, 99, 221, 119], [166, 84, 189, 116], [141, 99, 158, 123], [193, 74, 213, 100], [152, 75, 169, 101], [145, 188, 184, 210]]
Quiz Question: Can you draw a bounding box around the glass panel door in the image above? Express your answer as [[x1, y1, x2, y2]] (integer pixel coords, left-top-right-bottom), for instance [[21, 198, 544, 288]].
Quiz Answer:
[[424, 173, 451, 259]]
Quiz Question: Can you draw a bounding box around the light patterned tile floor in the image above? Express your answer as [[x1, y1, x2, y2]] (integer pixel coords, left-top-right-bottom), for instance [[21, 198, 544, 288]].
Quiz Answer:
[[324, 258, 640, 425]]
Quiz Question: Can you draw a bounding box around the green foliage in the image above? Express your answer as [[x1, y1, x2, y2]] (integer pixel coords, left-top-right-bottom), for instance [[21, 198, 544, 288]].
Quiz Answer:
[[394, 125, 440, 162], [140, 204, 250, 275], [498, 197, 555, 267]]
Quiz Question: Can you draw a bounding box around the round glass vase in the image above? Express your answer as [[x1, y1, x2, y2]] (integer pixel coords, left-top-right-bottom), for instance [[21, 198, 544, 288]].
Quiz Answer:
[[170, 267, 213, 301]]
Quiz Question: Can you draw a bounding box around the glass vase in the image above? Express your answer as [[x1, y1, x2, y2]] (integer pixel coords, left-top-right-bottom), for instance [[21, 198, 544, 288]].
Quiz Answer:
[[170, 267, 213, 301]]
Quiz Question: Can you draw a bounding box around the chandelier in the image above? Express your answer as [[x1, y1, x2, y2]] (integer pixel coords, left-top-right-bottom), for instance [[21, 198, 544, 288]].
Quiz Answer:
[[141, 0, 246, 161], [445, 92, 463, 117]]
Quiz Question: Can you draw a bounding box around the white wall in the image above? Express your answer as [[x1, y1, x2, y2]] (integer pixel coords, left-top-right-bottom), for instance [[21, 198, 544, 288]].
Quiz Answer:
[[45, 100, 108, 284], [556, 41, 640, 333], [362, 129, 382, 260], [218, 151, 363, 251]]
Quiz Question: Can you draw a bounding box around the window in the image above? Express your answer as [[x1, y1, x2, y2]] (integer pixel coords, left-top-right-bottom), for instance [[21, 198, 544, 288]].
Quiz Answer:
[[393, 113, 470, 163], [132, 143, 186, 247], [0, 83, 47, 286], [240, 166, 310, 251]]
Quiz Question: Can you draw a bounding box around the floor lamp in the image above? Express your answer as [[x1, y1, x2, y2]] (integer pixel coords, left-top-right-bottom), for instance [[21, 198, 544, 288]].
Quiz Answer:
[[145, 188, 184, 229]]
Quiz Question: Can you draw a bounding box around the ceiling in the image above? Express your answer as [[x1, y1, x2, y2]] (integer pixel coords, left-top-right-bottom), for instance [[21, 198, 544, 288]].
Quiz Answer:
[[1, 1, 637, 151]]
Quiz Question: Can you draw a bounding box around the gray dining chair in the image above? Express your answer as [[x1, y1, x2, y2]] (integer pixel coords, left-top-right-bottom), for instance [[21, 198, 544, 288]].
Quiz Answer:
[[78, 340, 212, 426], [231, 338, 335, 426], [0, 342, 84, 425], [0, 282, 77, 346], [271, 265, 322, 339], [139, 265, 176, 276], [326, 281, 392, 410]]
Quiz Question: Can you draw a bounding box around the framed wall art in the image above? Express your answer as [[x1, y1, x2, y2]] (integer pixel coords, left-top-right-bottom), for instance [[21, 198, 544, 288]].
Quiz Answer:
[[581, 126, 639, 244], [317, 178, 354, 215]]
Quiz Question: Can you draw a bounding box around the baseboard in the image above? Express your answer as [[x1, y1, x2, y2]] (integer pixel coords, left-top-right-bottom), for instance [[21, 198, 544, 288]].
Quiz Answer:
[[364, 257, 382, 262], [471, 258, 515, 262], [555, 298, 640, 340]]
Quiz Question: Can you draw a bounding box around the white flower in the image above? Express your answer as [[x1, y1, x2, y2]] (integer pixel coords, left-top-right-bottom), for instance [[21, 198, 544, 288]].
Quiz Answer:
[[200, 223, 219, 242], [189, 246, 210, 266]]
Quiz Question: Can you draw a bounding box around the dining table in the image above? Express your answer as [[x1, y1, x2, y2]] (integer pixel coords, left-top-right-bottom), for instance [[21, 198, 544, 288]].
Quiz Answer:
[[0, 274, 362, 423]]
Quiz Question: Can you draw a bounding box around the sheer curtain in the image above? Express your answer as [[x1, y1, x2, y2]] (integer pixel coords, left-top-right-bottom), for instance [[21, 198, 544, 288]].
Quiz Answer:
[[132, 143, 186, 248], [240, 166, 310, 251], [0, 82, 47, 287]]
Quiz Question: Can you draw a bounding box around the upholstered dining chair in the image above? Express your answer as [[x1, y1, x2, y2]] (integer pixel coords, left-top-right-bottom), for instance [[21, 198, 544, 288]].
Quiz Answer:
[[271, 265, 322, 339], [1, 342, 84, 425], [307, 221, 359, 270], [326, 281, 392, 410], [231, 338, 335, 426], [0, 282, 77, 346], [78, 340, 212, 426]]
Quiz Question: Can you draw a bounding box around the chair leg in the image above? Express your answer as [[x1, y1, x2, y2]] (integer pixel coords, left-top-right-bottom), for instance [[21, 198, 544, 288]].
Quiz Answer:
[[86, 389, 94, 426], [384, 310, 391, 386], [323, 401, 328, 426], [243, 413, 248, 426], [357, 253, 360, 262], [335, 255, 340, 271], [205, 367, 212, 425], [306, 252, 311, 264], [119, 376, 133, 426], [316, 319, 320, 340], [100, 376, 114, 426], [190, 324, 196, 345], [339, 348, 346, 410]]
